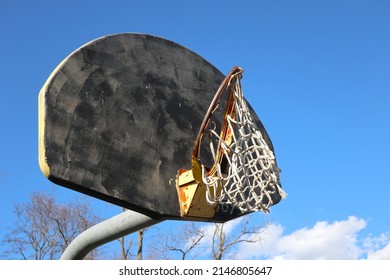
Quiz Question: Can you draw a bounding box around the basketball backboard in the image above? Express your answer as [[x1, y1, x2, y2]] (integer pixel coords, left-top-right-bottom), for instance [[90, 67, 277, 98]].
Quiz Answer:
[[38, 33, 283, 222]]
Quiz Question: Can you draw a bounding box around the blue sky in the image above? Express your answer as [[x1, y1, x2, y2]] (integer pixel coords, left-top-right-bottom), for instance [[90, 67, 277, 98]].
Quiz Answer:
[[1, 0, 389, 259]]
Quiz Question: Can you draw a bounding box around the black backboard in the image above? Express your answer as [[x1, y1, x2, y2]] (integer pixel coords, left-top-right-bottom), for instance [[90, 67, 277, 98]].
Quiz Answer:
[[39, 33, 281, 221]]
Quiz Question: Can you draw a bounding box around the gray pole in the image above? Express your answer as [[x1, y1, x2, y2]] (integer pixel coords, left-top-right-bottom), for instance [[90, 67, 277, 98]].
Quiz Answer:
[[60, 210, 162, 260]]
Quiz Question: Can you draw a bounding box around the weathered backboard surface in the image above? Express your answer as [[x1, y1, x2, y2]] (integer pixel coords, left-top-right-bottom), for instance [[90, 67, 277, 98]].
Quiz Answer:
[[39, 33, 282, 222]]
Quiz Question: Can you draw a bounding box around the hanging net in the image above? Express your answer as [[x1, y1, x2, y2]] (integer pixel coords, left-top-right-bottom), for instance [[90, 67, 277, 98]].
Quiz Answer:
[[191, 66, 286, 214]]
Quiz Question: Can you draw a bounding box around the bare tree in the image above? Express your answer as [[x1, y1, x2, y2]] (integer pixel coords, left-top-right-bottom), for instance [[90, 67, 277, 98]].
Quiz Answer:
[[137, 229, 145, 260], [149, 215, 264, 260], [211, 216, 263, 260], [117, 228, 150, 260], [1, 192, 101, 260], [150, 222, 205, 260], [118, 234, 133, 260]]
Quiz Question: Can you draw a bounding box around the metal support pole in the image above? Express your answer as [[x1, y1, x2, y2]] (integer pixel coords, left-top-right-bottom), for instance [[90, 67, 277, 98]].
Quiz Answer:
[[60, 210, 162, 260]]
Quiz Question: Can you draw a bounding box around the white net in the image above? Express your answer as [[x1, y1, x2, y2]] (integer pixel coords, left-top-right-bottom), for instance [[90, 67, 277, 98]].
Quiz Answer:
[[200, 69, 286, 213]]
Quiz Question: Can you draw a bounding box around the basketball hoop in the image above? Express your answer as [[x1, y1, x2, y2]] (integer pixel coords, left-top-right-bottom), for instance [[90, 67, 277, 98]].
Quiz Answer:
[[176, 66, 286, 218]]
